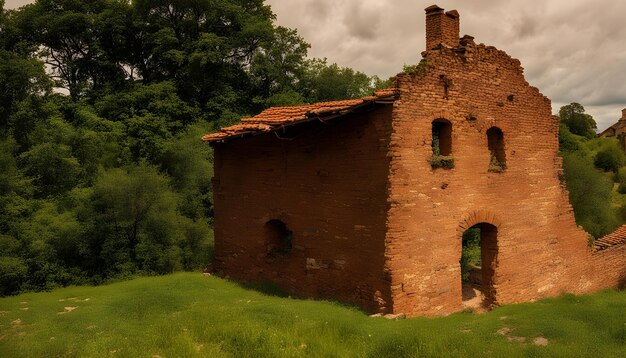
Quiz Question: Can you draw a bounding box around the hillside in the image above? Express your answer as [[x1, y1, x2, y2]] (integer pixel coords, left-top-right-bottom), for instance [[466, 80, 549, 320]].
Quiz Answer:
[[0, 273, 624, 357]]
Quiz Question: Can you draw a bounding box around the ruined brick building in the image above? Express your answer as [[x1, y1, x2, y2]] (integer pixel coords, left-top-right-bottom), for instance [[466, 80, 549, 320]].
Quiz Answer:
[[203, 5, 626, 316], [599, 108, 626, 150]]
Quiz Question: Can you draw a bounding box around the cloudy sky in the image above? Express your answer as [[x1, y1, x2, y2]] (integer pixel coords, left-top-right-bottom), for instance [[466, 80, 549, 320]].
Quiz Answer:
[[6, 0, 626, 130]]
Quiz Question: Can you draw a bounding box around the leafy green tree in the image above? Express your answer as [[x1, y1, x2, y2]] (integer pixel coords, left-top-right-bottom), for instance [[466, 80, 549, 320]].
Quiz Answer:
[[0, 2, 52, 133], [300, 58, 387, 103], [96, 82, 199, 129], [14, 0, 133, 99], [77, 164, 210, 278], [160, 123, 213, 219], [131, 0, 275, 114], [19, 143, 81, 197], [250, 26, 310, 108], [559, 103, 597, 139], [0, 50, 51, 132]]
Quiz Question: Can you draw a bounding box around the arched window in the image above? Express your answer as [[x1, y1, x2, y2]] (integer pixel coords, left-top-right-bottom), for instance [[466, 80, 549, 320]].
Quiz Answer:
[[431, 119, 454, 169], [264, 220, 292, 257], [487, 127, 506, 172]]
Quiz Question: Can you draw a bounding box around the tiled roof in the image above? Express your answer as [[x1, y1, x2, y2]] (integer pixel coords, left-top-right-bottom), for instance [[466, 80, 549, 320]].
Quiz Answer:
[[202, 88, 399, 143], [598, 123, 619, 137], [594, 224, 626, 251]]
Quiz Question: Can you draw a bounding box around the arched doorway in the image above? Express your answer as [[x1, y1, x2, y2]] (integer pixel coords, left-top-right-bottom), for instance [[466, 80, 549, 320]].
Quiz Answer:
[[460, 222, 498, 310], [264, 219, 293, 259]]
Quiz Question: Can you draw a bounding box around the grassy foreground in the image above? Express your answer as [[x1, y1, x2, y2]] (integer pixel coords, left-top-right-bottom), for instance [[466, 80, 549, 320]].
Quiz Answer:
[[0, 273, 624, 357]]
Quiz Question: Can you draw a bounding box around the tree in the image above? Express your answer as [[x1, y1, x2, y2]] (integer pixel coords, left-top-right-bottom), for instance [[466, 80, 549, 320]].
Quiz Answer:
[[250, 26, 310, 108], [20, 142, 82, 197], [0, 1, 52, 132], [13, 0, 133, 100], [77, 164, 208, 277], [300, 58, 387, 103], [131, 0, 276, 115], [559, 103, 597, 139]]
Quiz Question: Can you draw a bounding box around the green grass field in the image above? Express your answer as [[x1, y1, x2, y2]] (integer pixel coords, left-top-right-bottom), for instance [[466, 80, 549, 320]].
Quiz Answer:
[[0, 273, 624, 357]]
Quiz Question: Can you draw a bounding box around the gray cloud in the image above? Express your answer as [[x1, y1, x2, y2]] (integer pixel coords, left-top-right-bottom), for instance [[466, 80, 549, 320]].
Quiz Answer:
[[6, 0, 626, 129], [267, 0, 626, 130], [343, 2, 382, 40], [4, 0, 30, 8]]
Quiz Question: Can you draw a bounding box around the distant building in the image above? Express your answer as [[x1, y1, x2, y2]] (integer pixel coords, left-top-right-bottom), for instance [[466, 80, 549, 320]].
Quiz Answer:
[[599, 108, 626, 150], [203, 5, 626, 317]]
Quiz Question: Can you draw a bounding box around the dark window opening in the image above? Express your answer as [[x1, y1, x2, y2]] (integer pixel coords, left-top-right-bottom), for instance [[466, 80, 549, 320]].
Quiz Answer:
[[487, 127, 506, 172], [431, 119, 454, 169], [264, 220, 292, 257], [461, 223, 498, 309]]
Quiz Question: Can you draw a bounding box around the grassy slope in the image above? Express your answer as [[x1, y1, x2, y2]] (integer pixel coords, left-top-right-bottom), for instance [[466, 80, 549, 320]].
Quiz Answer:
[[0, 273, 624, 357]]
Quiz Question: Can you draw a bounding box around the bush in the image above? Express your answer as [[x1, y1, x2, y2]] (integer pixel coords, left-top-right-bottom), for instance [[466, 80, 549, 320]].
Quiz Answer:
[[594, 144, 625, 173], [558, 124, 581, 152], [0, 256, 28, 295], [430, 155, 454, 169], [616, 167, 626, 194], [488, 155, 506, 173]]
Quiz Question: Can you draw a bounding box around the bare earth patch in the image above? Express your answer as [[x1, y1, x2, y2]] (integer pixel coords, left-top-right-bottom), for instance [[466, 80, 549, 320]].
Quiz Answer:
[[462, 284, 488, 313], [497, 327, 527, 343], [59, 307, 78, 314], [534, 337, 549, 346]]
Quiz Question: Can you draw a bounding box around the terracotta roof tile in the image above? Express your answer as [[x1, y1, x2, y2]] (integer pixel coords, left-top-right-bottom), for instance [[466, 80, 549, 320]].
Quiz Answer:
[[593, 224, 626, 251], [203, 88, 399, 143]]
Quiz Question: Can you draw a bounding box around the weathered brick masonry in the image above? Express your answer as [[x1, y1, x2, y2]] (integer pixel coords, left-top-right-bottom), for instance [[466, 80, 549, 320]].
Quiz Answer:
[[204, 5, 626, 316]]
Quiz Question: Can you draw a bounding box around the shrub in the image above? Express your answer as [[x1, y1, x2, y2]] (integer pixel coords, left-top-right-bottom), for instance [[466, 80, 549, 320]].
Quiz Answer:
[[430, 155, 454, 169], [594, 144, 625, 172], [617, 167, 626, 194], [488, 155, 506, 173], [0, 256, 28, 295], [558, 124, 581, 152]]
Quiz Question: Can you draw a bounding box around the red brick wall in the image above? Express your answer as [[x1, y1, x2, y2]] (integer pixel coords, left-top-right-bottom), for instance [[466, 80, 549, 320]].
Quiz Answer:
[[385, 44, 599, 316], [212, 106, 394, 312], [585, 246, 626, 291]]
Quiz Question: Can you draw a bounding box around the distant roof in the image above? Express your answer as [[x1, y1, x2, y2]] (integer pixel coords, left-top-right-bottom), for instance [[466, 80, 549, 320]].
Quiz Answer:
[[202, 88, 399, 143], [594, 224, 626, 251], [599, 123, 619, 137]]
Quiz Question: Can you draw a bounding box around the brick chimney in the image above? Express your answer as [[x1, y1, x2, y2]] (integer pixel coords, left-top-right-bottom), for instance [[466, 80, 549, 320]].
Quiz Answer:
[[622, 108, 626, 121], [425, 5, 460, 50]]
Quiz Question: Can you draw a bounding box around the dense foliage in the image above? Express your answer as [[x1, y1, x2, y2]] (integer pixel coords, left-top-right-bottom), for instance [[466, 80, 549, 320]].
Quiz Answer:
[[0, 0, 388, 296], [559, 103, 625, 238]]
